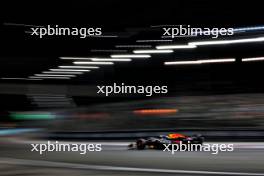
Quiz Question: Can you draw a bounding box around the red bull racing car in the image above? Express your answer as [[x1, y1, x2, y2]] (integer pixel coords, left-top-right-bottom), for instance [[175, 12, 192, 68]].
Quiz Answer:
[[129, 133, 204, 150]]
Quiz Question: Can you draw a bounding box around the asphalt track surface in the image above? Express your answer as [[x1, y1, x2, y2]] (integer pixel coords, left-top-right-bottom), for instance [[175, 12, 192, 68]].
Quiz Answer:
[[0, 138, 264, 176]]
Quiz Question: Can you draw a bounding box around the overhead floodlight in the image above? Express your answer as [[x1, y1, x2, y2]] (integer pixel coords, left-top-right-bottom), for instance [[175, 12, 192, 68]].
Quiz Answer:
[[34, 74, 76, 77], [29, 76, 71, 79], [43, 71, 83, 74], [1, 77, 27, 80], [200, 58, 235, 63], [91, 58, 132, 61], [189, 37, 264, 46], [133, 49, 173, 54], [242, 57, 264, 62], [58, 66, 99, 69], [50, 69, 91, 72], [74, 61, 114, 65], [110, 54, 151, 58], [165, 58, 235, 65]]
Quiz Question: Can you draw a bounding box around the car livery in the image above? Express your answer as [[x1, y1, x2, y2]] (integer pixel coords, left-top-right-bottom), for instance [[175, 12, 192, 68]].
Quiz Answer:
[[129, 133, 204, 150]]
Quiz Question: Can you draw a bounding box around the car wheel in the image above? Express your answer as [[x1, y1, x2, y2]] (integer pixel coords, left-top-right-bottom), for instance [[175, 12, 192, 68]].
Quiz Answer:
[[136, 139, 146, 150]]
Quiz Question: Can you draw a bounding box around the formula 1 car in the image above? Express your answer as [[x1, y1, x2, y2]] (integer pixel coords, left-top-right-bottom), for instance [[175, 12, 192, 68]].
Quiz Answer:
[[129, 133, 204, 150]]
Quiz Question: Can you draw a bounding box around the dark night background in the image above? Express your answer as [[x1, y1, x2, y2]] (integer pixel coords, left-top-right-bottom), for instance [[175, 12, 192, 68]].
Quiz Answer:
[[0, 0, 264, 110]]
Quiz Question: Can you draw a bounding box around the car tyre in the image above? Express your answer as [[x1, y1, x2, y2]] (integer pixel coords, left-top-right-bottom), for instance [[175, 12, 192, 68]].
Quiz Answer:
[[136, 139, 146, 150]]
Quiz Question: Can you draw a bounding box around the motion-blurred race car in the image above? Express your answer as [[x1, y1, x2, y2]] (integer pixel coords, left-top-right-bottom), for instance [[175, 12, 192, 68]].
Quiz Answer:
[[129, 133, 204, 150]]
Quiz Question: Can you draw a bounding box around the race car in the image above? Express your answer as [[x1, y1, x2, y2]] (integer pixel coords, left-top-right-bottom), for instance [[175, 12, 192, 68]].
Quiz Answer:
[[129, 133, 204, 150]]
